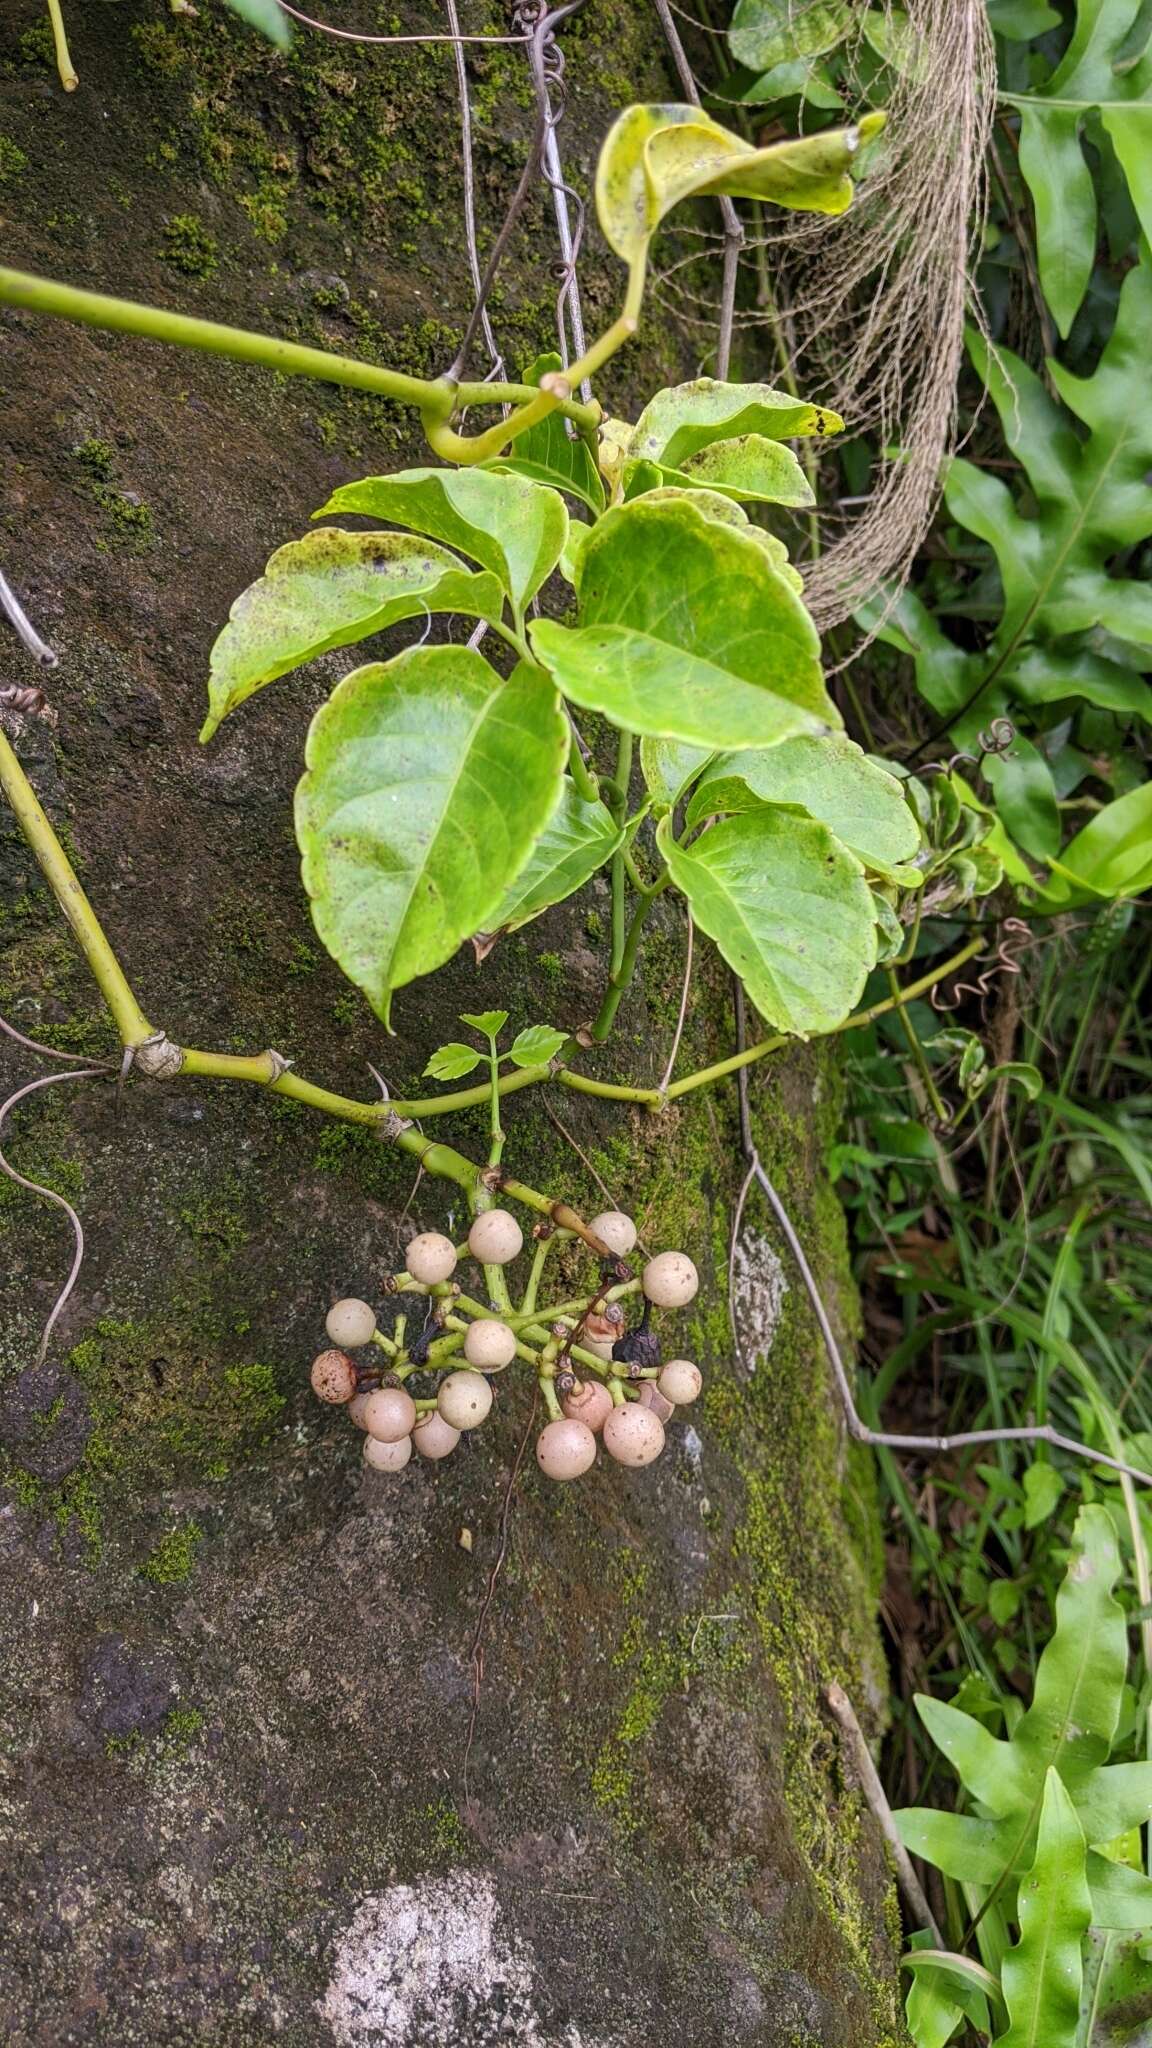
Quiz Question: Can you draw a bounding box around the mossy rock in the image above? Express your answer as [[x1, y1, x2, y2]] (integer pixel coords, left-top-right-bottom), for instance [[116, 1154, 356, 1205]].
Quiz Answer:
[[0, 6, 905, 2042]]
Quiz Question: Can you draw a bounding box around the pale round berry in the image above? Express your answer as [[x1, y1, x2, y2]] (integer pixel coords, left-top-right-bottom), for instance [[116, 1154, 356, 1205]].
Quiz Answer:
[[463, 1318, 517, 1371], [325, 1297, 377, 1348], [642, 1251, 698, 1307], [404, 1231, 458, 1285], [561, 1379, 614, 1434], [536, 1417, 597, 1481], [590, 1210, 637, 1256], [638, 1381, 675, 1423], [363, 1433, 412, 1473], [437, 1369, 493, 1431], [413, 1412, 460, 1460], [310, 1348, 357, 1404], [603, 1403, 665, 1467], [659, 1358, 702, 1405], [468, 1208, 524, 1265], [361, 1386, 417, 1443], [348, 1391, 373, 1431]]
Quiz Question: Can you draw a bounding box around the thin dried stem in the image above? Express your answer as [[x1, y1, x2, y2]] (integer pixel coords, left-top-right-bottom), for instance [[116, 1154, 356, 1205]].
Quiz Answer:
[[729, 983, 1152, 1489], [0, 1065, 108, 1365]]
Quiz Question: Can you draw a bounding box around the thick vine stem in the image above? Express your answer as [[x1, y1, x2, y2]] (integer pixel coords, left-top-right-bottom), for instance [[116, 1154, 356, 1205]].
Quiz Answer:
[[0, 268, 600, 445], [0, 724, 154, 1048]]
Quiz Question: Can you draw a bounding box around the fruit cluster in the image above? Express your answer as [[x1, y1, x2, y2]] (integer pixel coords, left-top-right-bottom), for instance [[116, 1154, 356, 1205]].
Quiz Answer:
[[308, 1206, 702, 1483]]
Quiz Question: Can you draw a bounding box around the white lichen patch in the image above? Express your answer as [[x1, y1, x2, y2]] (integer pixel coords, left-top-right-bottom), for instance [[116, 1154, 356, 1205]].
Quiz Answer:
[[729, 1230, 788, 1375], [319, 1870, 604, 2047]]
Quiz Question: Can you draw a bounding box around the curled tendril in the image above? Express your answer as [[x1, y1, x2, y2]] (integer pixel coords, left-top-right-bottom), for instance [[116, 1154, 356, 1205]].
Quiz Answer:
[[930, 916, 1031, 1012], [0, 1063, 111, 1365]]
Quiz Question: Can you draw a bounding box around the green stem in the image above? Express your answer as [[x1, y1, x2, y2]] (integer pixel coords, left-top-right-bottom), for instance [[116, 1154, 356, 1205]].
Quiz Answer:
[[592, 872, 671, 1044], [566, 726, 600, 803], [663, 937, 985, 1101], [0, 725, 154, 1047], [888, 968, 949, 1126], [46, 0, 78, 89], [0, 267, 600, 441]]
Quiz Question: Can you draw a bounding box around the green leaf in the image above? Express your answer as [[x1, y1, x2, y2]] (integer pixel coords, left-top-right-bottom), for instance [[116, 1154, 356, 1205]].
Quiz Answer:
[[1015, 1505, 1126, 1785], [656, 809, 877, 1036], [507, 1024, 567, 1068], [1002, 0, 1152, 336], [530, 498, 837, 751], [478, 779, 623, 940], [315, 467, 568, 613], [900, 1950, 999, 2030], [1022, 1462, 1064, 1529], [595, 105, 883, 278], [200, 529, 506, 741], [222, 0, 292, 47], [983, 736, 1062, 863], [989, 1060, 1044, 1101], [738, 58, 845, 109], [1073, 1761, 1152, 1843], [459, 1009, 509, 1041], [881, 262, 1152, 764], [423, 1042, 483, 1081], [1037, 783, 1152, 908], [485, 353, 605, 515], [1008, 644, 1152, 724], [639, 737, 714, 806], [675, 433, 814, 504], [729, 0, 850, 73], [913, 1695, 1033, 1815], [686, 733, 921, 874], [1089, 1850, 1152, 1928], [630, 377, 843, 468], [892, 1807, 1021, 1886], [999, 1771, 1091, 2048], [295, 648, 567, 1027], [862, 6, 930, 77]]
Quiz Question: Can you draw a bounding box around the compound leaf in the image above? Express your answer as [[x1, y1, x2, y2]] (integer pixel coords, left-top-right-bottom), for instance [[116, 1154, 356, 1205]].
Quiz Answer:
[[423, 1042, 483, 1081], [508, 1024, 568, 1068]]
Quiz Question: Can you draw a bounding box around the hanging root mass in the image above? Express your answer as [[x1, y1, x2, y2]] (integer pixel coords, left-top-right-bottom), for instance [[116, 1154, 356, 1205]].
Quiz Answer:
[[753, 0, 995, 628]]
